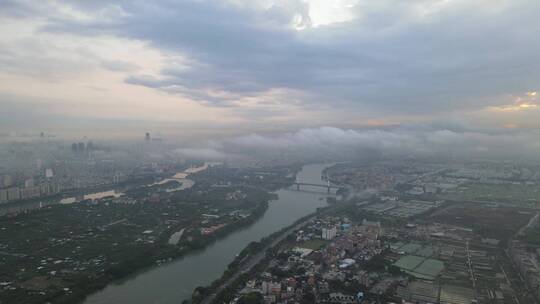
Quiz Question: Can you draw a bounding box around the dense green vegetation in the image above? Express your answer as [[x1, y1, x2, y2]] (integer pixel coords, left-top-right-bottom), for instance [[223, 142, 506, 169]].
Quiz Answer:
[[523, 230, 540, 245], [0, 168, 282, 304]]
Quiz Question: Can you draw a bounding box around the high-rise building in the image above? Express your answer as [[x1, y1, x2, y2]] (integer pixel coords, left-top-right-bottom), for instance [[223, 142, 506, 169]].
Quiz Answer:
[[145, 132, 151, 141], [21, 186, 40, 199], [2, 175, 13, 188], [0, 189, 8, 203], [36, 158, 43, 169], [322, 226, 337, 240], [40, 184, 50, 196], [24, 178, 34, 188], [7, 187, 20, 201]]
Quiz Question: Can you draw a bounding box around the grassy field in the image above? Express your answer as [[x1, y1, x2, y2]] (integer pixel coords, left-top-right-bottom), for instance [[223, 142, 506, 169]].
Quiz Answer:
[[299, 239, 328, 250], [523, 230, 540, 245], [442, 182, 540, 205]]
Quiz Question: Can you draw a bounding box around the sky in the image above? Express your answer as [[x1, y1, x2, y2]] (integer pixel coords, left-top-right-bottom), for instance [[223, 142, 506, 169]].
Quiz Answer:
[[1, 0, 539, 140]]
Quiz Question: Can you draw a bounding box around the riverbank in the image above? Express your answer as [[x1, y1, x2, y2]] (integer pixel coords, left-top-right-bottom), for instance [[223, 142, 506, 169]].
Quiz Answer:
[[193, 208, 329, 304], [0, 175, 160, 216], [0, 162, 217, 217], [68, 199, 271, 304], [193, 199, 356, 304], [81, 163, 330, 304], [0, 188, 273, 304], [1, 161, 287, 304]]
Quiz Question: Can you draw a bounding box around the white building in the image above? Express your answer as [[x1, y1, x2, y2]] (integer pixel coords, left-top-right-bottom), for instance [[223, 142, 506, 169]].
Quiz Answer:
[[322, 226, 337, 240], [339, 258, 356, 269], [261, 281, 281, 295]]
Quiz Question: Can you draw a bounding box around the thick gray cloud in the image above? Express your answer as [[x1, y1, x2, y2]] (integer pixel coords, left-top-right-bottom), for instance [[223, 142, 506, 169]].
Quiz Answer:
[[0, 0, 42, 18], [37, 0, 540, 115]]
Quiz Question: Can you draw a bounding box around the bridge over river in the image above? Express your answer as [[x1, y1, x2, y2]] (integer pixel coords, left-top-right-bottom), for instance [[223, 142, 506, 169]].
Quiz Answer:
[[83, 163, 335, 304], [291, 181, 341, 193]]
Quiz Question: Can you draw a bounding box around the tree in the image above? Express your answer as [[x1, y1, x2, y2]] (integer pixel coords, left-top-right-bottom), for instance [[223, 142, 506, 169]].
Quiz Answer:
[[387, 265, 402, 275], [301, 292, 316, 304], [238, 292, 263, 304], [365, 254, 387, 271]]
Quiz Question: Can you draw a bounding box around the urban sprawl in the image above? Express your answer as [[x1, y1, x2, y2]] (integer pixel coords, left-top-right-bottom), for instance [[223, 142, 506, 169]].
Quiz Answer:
[[1, 136, 540, 304]]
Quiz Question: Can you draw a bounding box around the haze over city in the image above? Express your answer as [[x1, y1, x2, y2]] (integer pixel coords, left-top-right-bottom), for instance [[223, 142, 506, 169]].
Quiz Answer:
[[2, 1, 540, 304]]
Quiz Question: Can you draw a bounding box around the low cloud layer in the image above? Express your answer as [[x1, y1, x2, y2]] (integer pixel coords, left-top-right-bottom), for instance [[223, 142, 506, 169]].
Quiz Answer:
[[175, 127, 540, 162]]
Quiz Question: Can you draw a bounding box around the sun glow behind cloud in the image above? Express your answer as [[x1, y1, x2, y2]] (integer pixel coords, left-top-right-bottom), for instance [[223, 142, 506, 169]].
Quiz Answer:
[[1, 0, 540, 136], [307, 0, 360, 27], [487, 91, 539, 112]]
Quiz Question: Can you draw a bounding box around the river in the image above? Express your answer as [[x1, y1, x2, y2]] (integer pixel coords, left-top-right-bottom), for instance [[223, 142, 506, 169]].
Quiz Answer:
[[82, 163, 332, 304]]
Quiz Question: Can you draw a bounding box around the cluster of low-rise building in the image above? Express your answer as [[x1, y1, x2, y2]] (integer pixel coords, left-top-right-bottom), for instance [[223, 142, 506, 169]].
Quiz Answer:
[[228, 217, 397, 304], [387, 221, 526, 304], [224, 205, 534, 304], [509, 240, 540, 302], [359, 197, 441, 219], [326, 164, 399, 191]]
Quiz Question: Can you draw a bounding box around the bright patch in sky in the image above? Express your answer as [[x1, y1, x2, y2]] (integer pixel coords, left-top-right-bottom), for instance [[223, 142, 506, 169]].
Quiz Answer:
[[307, 0, 359, 27], [1, 0, 540, 135], [488, 91, 539, 112]]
